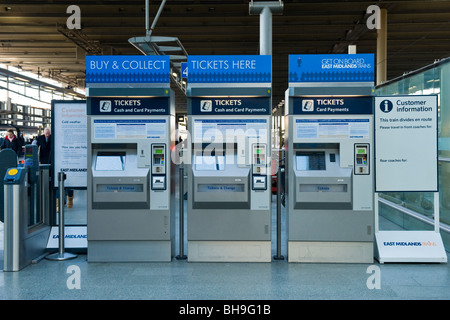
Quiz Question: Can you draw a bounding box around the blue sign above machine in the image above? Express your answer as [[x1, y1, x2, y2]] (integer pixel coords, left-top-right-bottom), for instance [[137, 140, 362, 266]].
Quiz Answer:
[[289, 54, 374, 83], [187, 55, 271, 83], [293, 97, 373, 115], [86, 55, 170, 83], [191, 97, 271, 115], [88, 97, 170, 115]]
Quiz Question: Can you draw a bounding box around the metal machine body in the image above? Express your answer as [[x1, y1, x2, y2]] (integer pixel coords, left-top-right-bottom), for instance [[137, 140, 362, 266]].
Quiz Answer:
[[3, 145, 51, 271], [186, 55, 272, 262], [285, 54, 375, 263], [85, 55, 176, 262]]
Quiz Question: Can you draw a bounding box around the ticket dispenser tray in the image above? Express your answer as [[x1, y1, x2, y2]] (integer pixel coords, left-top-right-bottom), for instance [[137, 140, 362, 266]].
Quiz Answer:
[[92, 148, 150, 210], [192, 151, 250, 209]]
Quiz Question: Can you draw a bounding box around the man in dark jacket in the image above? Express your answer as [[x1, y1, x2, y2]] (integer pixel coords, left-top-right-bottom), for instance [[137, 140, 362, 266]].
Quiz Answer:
[[36, 127, 51, 164], [1, 128, 22, 156]]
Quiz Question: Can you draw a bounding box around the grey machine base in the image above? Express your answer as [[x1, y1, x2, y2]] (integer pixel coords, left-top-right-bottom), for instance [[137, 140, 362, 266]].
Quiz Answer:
[[288, 241, 374, 263], [188, 241, 271, 262], [87, 240, 173, 262]]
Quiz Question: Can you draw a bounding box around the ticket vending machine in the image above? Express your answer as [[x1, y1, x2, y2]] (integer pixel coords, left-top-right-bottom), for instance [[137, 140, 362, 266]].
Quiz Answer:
[[186, 55, 272, 262], [86, 55, 176, 262], [285, 54, 375, 263]]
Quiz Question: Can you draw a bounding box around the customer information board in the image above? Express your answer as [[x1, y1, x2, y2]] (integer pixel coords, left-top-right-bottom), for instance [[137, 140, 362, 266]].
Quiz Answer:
[[374, 95, 438, 192], [52, 100, 87, 188]]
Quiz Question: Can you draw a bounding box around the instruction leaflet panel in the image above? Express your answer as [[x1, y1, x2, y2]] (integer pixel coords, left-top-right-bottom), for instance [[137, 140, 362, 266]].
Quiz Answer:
[[375, 95, 438, 192], [193, 119, 267, 142], [93, 119, 167, 140], [296, 119, 370, 139]]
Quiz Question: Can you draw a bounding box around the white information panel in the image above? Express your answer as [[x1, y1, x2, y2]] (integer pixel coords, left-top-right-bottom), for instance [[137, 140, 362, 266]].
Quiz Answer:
[[375, 95, 438, 192], [374, 95, 446, 264], [53, 101, 87, 188]]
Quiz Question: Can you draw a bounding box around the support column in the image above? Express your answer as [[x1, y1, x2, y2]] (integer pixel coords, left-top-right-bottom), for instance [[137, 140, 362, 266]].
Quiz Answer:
[[249, 1, 283, 56], [260, 6, 272, 55], [376, 8, 387, 85]]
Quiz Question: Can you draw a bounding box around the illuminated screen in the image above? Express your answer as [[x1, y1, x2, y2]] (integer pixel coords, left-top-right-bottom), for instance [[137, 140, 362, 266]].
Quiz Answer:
[[296, 152, 325, 171], [195, 155, 225, 171], [357, 148, 366, 154], [96, 155, 124, 171]]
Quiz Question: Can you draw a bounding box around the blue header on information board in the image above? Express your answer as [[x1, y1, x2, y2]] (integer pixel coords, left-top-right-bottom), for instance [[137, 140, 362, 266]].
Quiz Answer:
[[289, 54, 374, 83], [86, 55, 170, 83], [187, 55, 271, 83]]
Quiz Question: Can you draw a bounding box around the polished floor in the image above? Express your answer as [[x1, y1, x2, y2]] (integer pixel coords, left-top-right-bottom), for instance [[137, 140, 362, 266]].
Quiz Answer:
[[0, 195, 449, 300]]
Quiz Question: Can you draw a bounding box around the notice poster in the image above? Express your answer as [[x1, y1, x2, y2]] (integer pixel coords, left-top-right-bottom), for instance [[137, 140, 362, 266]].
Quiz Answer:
[[52, 101, 87, 188], [374, 95, 438, 192]]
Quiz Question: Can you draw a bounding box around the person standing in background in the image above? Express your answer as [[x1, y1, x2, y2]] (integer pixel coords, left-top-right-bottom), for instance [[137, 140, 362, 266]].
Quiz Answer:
[[1, 128, 22, 156], [36, 127, 51, 164]]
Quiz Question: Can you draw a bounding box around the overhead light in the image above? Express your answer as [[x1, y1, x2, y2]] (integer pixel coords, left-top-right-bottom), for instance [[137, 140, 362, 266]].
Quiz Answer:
[[5, 7, 12, 11]]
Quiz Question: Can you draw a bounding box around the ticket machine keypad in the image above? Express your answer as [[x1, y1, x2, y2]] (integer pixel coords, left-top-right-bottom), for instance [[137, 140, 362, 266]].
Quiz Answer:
[[354, 144, 369, 175], [151, 145, 166, 190], [252, 144, 267, 190]]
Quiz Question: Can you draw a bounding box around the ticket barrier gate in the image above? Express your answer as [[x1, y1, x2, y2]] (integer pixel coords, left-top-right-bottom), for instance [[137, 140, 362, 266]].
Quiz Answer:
[[3, 145, 51, 271]]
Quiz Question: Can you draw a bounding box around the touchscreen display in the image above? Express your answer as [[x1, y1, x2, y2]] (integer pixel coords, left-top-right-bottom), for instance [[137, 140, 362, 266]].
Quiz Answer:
[[296, 151, 326, 171]]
